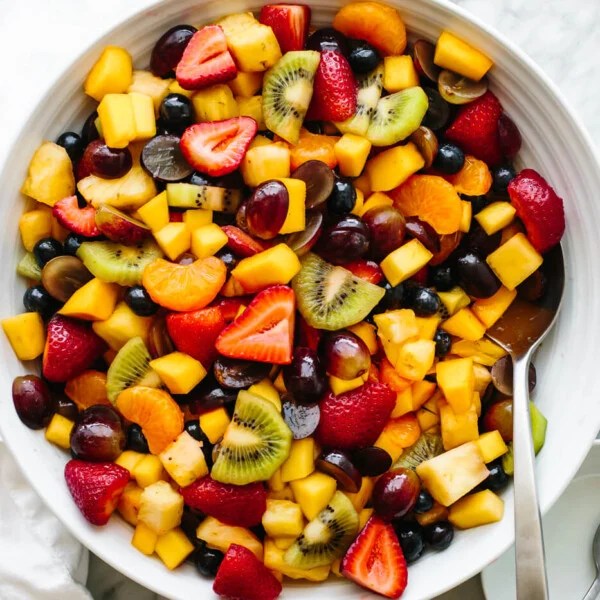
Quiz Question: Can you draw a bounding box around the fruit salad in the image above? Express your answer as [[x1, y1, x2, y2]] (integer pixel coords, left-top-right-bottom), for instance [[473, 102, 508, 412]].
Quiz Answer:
[[4, 2, 565, 598]]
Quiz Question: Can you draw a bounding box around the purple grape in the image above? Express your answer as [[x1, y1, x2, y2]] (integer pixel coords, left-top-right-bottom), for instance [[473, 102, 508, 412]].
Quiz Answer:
[[70, 405, 125, 462], [317, 215, 370, 265], [12, 375, 55, 429], [283, 347, 327, 403], [150, 25, 197, 78]]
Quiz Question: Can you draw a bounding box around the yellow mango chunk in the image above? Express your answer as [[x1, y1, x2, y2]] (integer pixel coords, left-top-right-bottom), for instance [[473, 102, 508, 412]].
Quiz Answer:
[[241, 143, 291, 187], [375, 309, 419, 351], [117, 482, 144, 526], [348, 321, 378, 354], [264, 539, 330, 581], [417, 406, 440, 431], [97, 93, 136, 149], [350, 187, 364, 216], [150, 352, 207, 395], [335, 134, 372, 178], [128, 70, 172, 114], [381, 239, 433, 286], [84, 46, 133, 101], [486, 233, 543, 291], [383, 56, 419, 92], [366, 143, 425, 192], [412, 380, 437, 410], [183, 209, 213, 231], [391, 387, 413, 418], [449, 489, 504, 529], [92, 302, 153, 351], [476, 431, 508, 463], [460, 200, 472, 233], [131, 521, 158, 556], [357, 191, 394, 217], [44, 414, 74, 449], [168, 80, 194, 98], [115, 450, 145, 474], [281, 438, 315, 483], [329, 374, 367, 396], [248, 379, 281, 411], [237, 95, 265, 129], [439, 399, 479, 450], [475, 201, 516, 235], [138, 480, 183, 535], [228, 71, 263, 97], [442, 308, 486, 341], [436, 357, 475, 413], [59, 278, 120, 321], [199, 408, 231, 444], [190, 223, 228, 259], [395, 339, 436, 381], [129, 92, 157, 141], [155, 528, 195, 569], [192, 84, 239, 122], [451, 338, 507, 367], [415, 315, 441, 340], [133, 455, 168, 488], [277, 178, 306, 234], [290, 472, 337, 520], [354, 171, 372, 197], [137, 191, 169, 232], [2, 312, 45, 360], [262, 499, 304, 538], [19, 209, 54, 252], [471, 286, 517, 328], [196, 516, 263, 559], [344, 477, 374, 512], [434, 31, 493, 82], [154, 222, 191, 261]]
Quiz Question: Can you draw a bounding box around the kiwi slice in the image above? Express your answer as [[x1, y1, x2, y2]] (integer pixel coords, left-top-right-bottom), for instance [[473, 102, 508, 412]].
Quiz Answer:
[[395, 431, 444, 470], [17, 252, 42, 281], [77, 238, 162, 287], [262, 50, 321, 145], [211, 390, 292, 485], [367, 86, 429, 146], [106, 336, 162, 403], [284, 491, 359, 569], [166, 183, 240, 213], [292, 253, 385, 331], [335, 63, 384, 136]]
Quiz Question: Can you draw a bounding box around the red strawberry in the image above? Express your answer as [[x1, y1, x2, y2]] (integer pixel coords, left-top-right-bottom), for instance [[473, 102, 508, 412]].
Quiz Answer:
[[216, 285, 295, 364], [342, 515, 408, 599], [316, 381, 395, 449], [306, 50, 357, 121], [169, 211, 184, 222], [181, 476, 267, 527], [445, 90, 504, 167], [508, 168, 565, 253], [53, 195, 100, 237], [166, 306, 226, 367], [175, 25, 237, 90], [221, 225, 268, 257], [214, 297, 253, 322], [64, 459, 130, 526], [180, 117, 257, 177], [497, 112, 522, 160], [213, 544, 282, 600], [295, 313, 322, 351], [344, 259, 384, 284], [43, 315, 106, 382], [259, 4, 311, 53]]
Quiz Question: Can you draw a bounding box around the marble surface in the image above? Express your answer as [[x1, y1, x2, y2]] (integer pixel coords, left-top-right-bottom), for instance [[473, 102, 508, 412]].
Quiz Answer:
[[0, 0, 598, 599]]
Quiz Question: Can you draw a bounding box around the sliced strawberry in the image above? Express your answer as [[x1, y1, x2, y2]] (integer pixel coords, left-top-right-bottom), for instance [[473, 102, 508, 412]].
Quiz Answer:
[[180, 117, 257, 177], [508, 168, 565, 253], [175, 25, 237, 90], [221, 225, 268, 257], [64, 459, 130, 526], [53, 195, 100, 237], [344, 259, 383, 284], [295, 313, 322, 351], [215, 285, 295, 364], [169, 210, 184, 222], [213, 544, 282, 600], [181, 476, 267, 527], [165, 306, 226, 367], [306, 50, 357, 122], [259, 4, 311, 53], [342, 515, 408, 599]]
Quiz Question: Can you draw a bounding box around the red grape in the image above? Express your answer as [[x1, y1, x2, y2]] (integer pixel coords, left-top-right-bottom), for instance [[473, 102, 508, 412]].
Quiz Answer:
[[246, 180, 289, 239], [12, 375, 55, 429], [321, 330, 371, 380], [81, 140, 132, 179], [70, 405, 126, 461], [283, 347, 327, 402], [362, 205, 406, 261], [316, 214, 370, 265], [150, 24, 197, 77], [483, 399, 513, 442], [372, 468, 421, 521], [286, 211, 323, 256], [291, 160, 335, 209]]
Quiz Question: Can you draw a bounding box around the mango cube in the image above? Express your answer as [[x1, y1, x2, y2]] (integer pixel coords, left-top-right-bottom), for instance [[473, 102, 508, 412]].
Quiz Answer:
[[154, 222, 191, 261], [451, 338, 507, 367], [118, 482, 144, 525], [353, 171, 372, 196], [262, 499, 304, 538], [395, 339, 436, 381], [133, 455, 168, 488], [92, 302, 153, 350], [417, 406, 440, 431], [439, 399, 479, 450], [138, 480, 184, 535], [436, 357, 475, 413], [192, 84, 239, 122], [59, 278, 120, 321], [273, 536, 296, 550], [289, 471, 336, 520], [155, 528, 195, 569], [138, 191, 169, 232], [335, 134, 372, 177], [449, 489, 504, 529], [486, 233, 543, 291], [383, 56, 420, 92], [476, 430, 508, 463], [329, 374, 366, 396], [159, 431, 208, 487], [248, 379, 281, 410], [351, 188, 365, 216], [437, 286, 471, 316], [475, 201, 516, 235], [412, 380, 437, 409], [196, 516, 263, 559], [128, 70, 172, 114], [473, 362, 492, 395], [366, 143, 425, 192], [442, 308, 486, 341], [434, 31, 493, 82], [199, 407, 231, 444], [228, 71, 263, 97], [381, 239, 433, 286], [460, 200, 472, 233], [44, 414, 74, 449], [188, 223, 227, 259], [348, 321, 378, 355], [391, 387, 414, 418], [236, 95, 265, 129], [97, 93, 136, 148], [85, 46, 133, 101], [277, 178, 306, 234], [19, 210, 53, 252], [183, 209, 213, 230], [115, 450, 145, 474], [240, 143, 291, 187], [357, 191, 394, 217], [2, 312, 45, 360], [344, 477, 374, 512], [281, 438, 315, 483], [415, 501, 449, 527], [132, 521, 158, 555], [415, 315, 441, 340], [268, 485, 295, 502], [264, 539, 330, 581], [129, 92, 157, 140], [471, 286, 517, 328]]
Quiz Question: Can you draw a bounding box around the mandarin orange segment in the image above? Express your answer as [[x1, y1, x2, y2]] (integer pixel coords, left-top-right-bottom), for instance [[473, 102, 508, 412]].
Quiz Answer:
[[289, 129, 338, 171], [142, 256, 226, 312], [390, 175, 462, 235], [445, 155, 492, 196], [116, 386, 184, 455], [65, 370, 111, 410]]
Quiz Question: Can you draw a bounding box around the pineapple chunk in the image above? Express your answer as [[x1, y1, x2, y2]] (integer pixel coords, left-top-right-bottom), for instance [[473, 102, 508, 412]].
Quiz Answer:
[[199, 407, 231, 444], [21, 142, 75, 207], [92, 302, 153, 351], [366, 143, 425, 192], [191, 223, 228, 258], [192, 84, 239, 122], [449, 489, 504, 529], [486, 233, 543, 291], [228, 71, 263, 97], [381, 239, 433, 286], [138, 480, 184, 534], [475, 201, 516, 235], [273, 536, 296, 550], [264, 539, 330, 581], [281, 438, 315, 483], [434, 31, 493, 82], [154, 222, 191, 261], [155, 528, 195, 569], [150, 352, 207, 395], [84, 46, 133, 101], [44, 414, 74, 449], [115, 450, 145, 474], [476, 431, 508, 463], [2, 312, 45, 360], [417, 405, 440, 431], [262, 499, 304, 538], [196, 516, 263, 559], [374, 309, 419, 366], [436, 357, 475, 413], [356, 191, 393, 217], [131, 521, 158, 555], [344, 477, 374, 512], [240, 143, 291, 187], [137, 191, 169, 232], [391, 388, 413, 418], [383, 55, 420, 92], [158, 431, 208, 487], [237, 95, 265, 129], [335, 134, 372, 178], [471, 286, 517, 328], [128, 70, 171, 114], [117, 482, 144, 526], [439, 399, 479, 450], [277, 178, 306, 235], [59, 278, 120, 321], [395, 339, 436, 381], [442, 308, 486, 341], [416, 442, 489, 506], [19, 209, 54, 252], [289, 472, 336, 520], [133, 455, 168, 488]]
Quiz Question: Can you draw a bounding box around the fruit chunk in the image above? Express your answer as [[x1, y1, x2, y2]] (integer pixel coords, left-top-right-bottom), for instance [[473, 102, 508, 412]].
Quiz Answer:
[[384, 55, 420, 93], [183, 208, 213, 230], [366, 143, 425, 192], [434, 31, 493, 82], [196, 516, 263, 559], [438, 286, 471, 316], [277, 178, 306, 234], [259, 4, 310, 53], [228, 71, 263, 97], [334, 134, 372, 178], [199, 408, 231, 443], [436, 357, 475, 413], [84, 46, 133, 101], [265, 539, 331, 581], [486, 233, 543, 291], [262, 499, 304, 537], [289, 130, 338, 170], [157, 431, 208, 487], [96, 94, 136, 149], [151, 351, 207, 395], [93, 303, 153, 352], [241, 141, 291, 187], [138, 191, 169, 232], [280, 438, 315, 483], [2, 312, 46, 360], [44, 413, 75, 449], [189, 223, 227, 259], [154, 222, 190, 260], [395, 339, 436, 381], [191, 84, 239, 122], [471, 286, 517, 328], [131, 521, 158, 555], [333, 1, 407, 56], [59, 278, 120, 321], [166, 182, 240, 212], [155, 528, 194, 569], [138, 480, 183, 534], [475, 201, 516, 235], [476, 431, 508, 463], [441, 307, 486, 341], [21, 142, 75, 207], [449, 489, 504, 529], [52, 195, 100, 238], [416, 441, 489, 506], [439, 399, 479, 450], [128, 70, 171, 113], [380, 239, 433, 287], [19, 209, 54, 252], [117, 482, 144, 525], [132, 455, 167, 488]]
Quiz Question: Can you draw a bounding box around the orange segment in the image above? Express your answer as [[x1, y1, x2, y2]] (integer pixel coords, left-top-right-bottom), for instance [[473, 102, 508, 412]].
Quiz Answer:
[[65, 370, 111, 410], [379, 357, 412, 392], [142, 257, 227, 312], [445, 155, 492, 196], [289, 129, 338, 171], [382, 413, 421, 448], [116, 386, 184, 455], [390, 175, 462, 235]]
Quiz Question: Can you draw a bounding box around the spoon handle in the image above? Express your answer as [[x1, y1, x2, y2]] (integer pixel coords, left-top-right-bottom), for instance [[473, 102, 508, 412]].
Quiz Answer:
[[513, 353, 549, 600], [583, 577, 600, 600]]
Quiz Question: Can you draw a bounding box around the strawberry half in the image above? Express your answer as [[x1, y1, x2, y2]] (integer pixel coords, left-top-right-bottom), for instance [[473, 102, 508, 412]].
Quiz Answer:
[[175, 25, 237, 90], [344, 259, 384, 284], [445, 90, 504, 167], [215, 285, 295, 364], [180, 117, 257, 177], [295, 313, 322, 352], [221, 225, 268, 257], [342, 515, 408, 599], [181, 476, 267, 527], [259, 4, 311, 53], [43, 315, 106, 382], [166, 306, 226, 368], [53, 195, 100, 237], [316, 381, 395, 449], [213, 544, 282, 600], [64, 459, 130, 526], [213, 297, 253, 322], [508, 168, 565, 253], [306, 50, 357, 122]]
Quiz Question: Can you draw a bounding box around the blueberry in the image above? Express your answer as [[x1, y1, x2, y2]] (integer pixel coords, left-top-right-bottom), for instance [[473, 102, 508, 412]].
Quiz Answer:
[[393, 521, 425, 563], [492, 165, 517, 195], [63, 234, 84, 256], [303, 121, 324, 135], [159, 94, 194, 132], [23, 285, 57, 320], [306, 27, 349, 55], [413, 490, 434, 514], [80, 111, 100, 145], [56, 131, 84, 163], [411, 288, 441, 317], [126, 424, 149, 453], [483, 460, 509, 492], [348, 40, 380, 73], [433, 143, 465, 174], [465, 195, 490, 214], [379, 282, 404, 311], [434, 329, 452, 357], [429, 265, 455, 292], [215, 248, 238, 273], [194, 542, 224, 577], [327, 178, 356, 215], [124, 285, 159, 316], [33, 238, 63, 268], [184, 420, 214, 468], [181, 507, 204, 546], [423, 521, 454, 551]]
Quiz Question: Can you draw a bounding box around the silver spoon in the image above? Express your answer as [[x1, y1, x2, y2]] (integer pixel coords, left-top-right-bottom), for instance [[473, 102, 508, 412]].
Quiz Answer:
[[486, 245, 565, 600], [582, 524, 600, 600]]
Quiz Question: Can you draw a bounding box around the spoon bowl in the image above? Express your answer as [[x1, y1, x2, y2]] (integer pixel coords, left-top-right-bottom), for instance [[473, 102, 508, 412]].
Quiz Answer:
[[582, 523, 600, 600]]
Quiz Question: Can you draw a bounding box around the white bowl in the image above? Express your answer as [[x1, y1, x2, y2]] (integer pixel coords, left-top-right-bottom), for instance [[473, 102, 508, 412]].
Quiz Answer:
[[1, 1, 600, 599]]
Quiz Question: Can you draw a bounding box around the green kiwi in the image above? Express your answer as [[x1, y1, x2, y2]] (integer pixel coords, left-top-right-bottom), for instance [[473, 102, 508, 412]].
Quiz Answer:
[[502, 443, 514, 475], [367, 86, 429, 146], [335, 63, 384, 136], [211, 390, 292, 485], [106, 336, 162, 403], [284, 491, 359, 569], [395, 431, 444, 470], [17, 252, 42, 281], [262, 50, 321, 145], [76, 238, 162, 287], [166, 183, 241, 212], [292, 253, 385, 331]]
